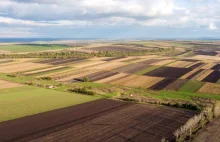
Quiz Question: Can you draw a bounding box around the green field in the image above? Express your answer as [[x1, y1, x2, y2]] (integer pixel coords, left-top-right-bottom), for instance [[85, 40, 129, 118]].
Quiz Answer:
[[0, 44, 70, 52], [0, 86, 99, 122], [179, 80, 205, 92]]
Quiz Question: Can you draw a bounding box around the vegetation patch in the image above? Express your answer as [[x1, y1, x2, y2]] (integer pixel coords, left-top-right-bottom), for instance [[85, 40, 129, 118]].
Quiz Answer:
[[179, 80, 205, 92]]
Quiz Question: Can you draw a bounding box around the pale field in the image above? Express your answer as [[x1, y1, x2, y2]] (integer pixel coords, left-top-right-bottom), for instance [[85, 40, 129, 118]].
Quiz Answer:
[[0, 62, 50, 73], [152, 59, 175, 66], [197, 83, 220, 95], [167, 61, 193, 68], [70, 60, 106, 68], [192, 55, 220, 61], [196, 70, 214, 81], [180, 68, 201, 79], [96, 73, 128, 83], [88, 61, 126, 70], [36, 68, 74, 78], [201, 63, 216, 69], [24, 66, 65, 75], [110, 75, 164, 88], [57, 69, 100, 82], [0, 80, 23, 89]]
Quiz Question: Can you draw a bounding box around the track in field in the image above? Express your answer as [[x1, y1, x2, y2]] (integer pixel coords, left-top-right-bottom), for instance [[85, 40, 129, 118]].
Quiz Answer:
[[0, 99, 197, 142], [145, 67, 192, 78]]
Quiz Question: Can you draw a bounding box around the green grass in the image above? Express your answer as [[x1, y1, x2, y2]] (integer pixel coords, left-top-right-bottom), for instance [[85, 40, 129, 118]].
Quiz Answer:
[[179, 80, 205, 92], [136, 66, 160, 75], [0, 86, 99, 122], [0, 44, 70, 52]]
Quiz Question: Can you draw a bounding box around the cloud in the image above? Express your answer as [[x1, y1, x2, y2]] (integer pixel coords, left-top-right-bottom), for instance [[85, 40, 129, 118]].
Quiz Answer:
[[209, 23, 217, 30]]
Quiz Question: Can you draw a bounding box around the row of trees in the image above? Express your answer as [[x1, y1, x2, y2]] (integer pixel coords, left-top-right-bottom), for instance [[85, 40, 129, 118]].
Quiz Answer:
[[0, 48, 175, 59]]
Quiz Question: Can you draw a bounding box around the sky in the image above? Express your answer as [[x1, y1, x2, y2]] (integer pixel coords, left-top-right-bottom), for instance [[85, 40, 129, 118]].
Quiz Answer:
[[0, 0, 220, 39]]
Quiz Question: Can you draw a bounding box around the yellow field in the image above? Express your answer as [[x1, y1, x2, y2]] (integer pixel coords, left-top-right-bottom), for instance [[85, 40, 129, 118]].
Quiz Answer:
[[196, 70, 214, 81], [96, 73, 128, 83]]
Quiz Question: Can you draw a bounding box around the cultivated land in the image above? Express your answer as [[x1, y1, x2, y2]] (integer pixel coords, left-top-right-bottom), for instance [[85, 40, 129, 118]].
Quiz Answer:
[[1, 40, 220, 141]]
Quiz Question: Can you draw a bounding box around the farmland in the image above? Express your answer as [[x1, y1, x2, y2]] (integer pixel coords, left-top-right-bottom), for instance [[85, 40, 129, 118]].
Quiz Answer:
[[1, 40, 220, 141]]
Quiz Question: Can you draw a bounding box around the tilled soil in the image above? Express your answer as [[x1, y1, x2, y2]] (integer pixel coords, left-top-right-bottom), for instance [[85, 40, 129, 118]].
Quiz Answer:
[[0, 99, 197, 142], [202, 71, 220, 83], [145, 67, 192, 79], [113, 63, 152, 73]]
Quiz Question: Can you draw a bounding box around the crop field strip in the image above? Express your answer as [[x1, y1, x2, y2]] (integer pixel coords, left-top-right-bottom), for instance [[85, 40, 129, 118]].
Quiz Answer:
[[0, 62, 50, 73], [197, 83, 220, 95], [113, 62, 152, 74], [201, 63, 216, 69], [35, 58, 85, 65], [87, 61, 126, 70], [148, 78, 177, 90], [24, 66, 68, 76], [186, 69, 204, 79], [110, 75, 164, 88], [0, 80, 23, 89], [167, 61, 193, 68], [202, 71, 220, 83], [89, 45, 146, 52], [145, 66, 192, 78], [194, 51, 218, 56], [102, 56, 126, 61], [96, 73, 129, 83], [211, 64, 220, 71], [0, 59, 14, 64], [188, 62, 205, 69], [74, 70, 119, 82], [164, 79, 188, 91], [0, 99, 197, 142], [137, 59, 164, 65]]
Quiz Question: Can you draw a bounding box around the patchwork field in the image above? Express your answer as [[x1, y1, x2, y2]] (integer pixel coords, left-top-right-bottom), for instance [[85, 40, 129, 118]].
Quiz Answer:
[[0, 99, 197, 142]]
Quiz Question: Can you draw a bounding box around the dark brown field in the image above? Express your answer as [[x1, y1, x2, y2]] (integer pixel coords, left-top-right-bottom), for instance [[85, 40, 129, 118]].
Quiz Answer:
[[145, 67, 192, 78], [202, 71, 220, 83], [0, 99, 197, 142], [165, 79, 188, 91], [179, 59, 199, 62], [149, 78, 177, 90], [113, 63, 152, 73], [211, 64, 220, 71], [189, 63, 205, 69], [194, 51, 218, 56]]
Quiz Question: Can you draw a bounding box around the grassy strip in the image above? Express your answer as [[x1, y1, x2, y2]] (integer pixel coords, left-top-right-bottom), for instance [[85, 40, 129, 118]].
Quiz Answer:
[[0, 86, 99, 122], [179, 80, 205, 92], [135, 65, 160, 75]]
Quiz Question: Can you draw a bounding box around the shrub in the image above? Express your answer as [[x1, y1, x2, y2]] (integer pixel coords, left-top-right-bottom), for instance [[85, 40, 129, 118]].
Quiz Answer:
[[83, 77, 89, 82], [68, 87, 95, 96], [39, 76, 52, 80]]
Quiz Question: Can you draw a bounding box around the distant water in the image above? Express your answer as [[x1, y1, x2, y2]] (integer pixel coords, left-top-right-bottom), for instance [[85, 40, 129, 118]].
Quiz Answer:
[[0, 38, 98, 43]]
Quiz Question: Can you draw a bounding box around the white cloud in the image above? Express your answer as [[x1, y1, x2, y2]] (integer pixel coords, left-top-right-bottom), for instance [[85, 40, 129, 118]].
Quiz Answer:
[[209, 23, 217, 30], [0, 28, 41, 37]]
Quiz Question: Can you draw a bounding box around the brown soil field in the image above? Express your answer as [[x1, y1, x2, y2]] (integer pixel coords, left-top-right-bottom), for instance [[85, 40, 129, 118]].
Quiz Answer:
[[0, 99, 197, 142], [202, 71, 220, 83], [24, 66, 66, 75], [194, 51, 218, 56], [152, 59, 175, 66], [180, 68, 201, 79], [197, 83, 220, 95], [193, 117, 220, 142], [110, 75, 164, 88], [0, 62, 50, 73], [96, 73, 128, 83], [137, 59, 164, 65], [179, 59, 200, 62], [0, 80, 23, 89], [196, 70, 214, 81], [36, 58, 85, 65], [113, 63, 152, 74], [145, 67, 192, 79], [88, 61, 126, 70], [74, 70, 119, 82], [167, 61, 192, 68], [189, 62, 205, 69], [56, 69, 100, 82], [164, 79, 188, 91], [102, 56, 126, 61], [211, 64, 220, 71], [70, 60, 106, 68], [149, 78, 177, 90]]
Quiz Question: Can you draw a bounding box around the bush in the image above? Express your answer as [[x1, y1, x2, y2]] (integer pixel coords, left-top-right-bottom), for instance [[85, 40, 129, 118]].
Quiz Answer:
[[68, 87, 95, 96], [39, 76, 52, 80]]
